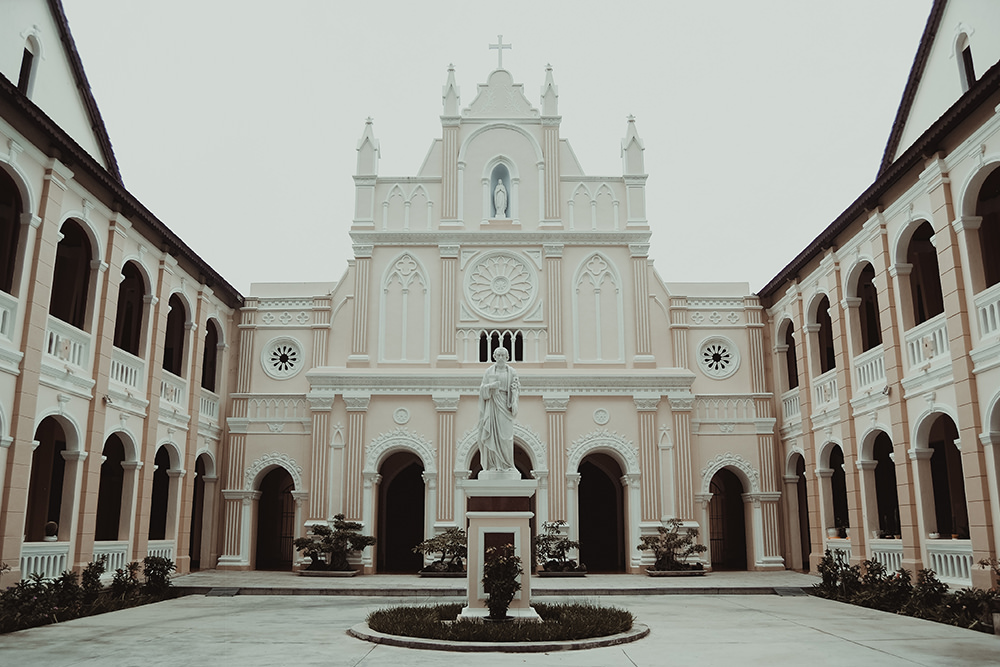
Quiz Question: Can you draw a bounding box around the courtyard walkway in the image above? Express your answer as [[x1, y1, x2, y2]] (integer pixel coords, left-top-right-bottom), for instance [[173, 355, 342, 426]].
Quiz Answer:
[[1, 570, 996, 666]]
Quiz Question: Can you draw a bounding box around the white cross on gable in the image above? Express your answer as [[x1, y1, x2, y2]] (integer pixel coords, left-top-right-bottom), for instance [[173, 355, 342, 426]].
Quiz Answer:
[[489, 34, 511, 69]]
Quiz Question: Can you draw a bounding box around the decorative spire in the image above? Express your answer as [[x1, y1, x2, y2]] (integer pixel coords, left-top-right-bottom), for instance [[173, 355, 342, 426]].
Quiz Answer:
[[621, 115, 644, 175], [541, 63, 558, 116], [442, 63, 460, 116], [356, 117, 380, 176]]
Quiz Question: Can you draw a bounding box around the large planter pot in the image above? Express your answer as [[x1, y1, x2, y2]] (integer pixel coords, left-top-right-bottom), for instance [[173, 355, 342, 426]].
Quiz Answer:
[[536, 570, 587, 577], [646, 569, 707, 577], [298, 569, 359, 577], [419, 570, 466, 578]]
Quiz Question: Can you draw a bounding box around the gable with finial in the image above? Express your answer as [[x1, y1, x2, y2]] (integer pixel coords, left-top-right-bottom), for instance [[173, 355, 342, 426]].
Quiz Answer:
[[464, 37, 539, 119]]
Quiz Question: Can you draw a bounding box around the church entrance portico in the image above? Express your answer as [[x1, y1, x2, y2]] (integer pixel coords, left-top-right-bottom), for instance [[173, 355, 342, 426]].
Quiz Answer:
[[708, 468, 748, 571], [375, 452, 424, 573], [254, 467, 295, 570], [576, 453, 626, 573]]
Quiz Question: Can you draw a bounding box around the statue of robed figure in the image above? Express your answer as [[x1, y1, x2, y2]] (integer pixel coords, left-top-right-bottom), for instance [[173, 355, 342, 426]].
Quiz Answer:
[[476, 347, 519, 472]]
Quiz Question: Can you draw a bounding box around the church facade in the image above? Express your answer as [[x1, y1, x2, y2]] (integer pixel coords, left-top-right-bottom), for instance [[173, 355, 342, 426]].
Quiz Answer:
[[0, 0, 998, 587]]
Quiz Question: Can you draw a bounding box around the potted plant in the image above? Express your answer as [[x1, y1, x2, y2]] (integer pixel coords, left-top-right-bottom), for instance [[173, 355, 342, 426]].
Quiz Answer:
[[293, 514, 375, 576], [482, 544, 523, 621], [413, 527, 467, 577], [637, 518, 707, 576], [534, 520, 586, 576]]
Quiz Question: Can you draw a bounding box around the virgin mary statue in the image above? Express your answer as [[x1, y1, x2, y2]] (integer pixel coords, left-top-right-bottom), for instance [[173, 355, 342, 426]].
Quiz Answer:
[[476, 347, 519, 473]]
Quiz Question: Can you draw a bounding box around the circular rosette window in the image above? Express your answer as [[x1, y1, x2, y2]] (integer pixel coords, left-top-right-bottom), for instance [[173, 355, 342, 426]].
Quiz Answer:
[[261, 336, 304, 380], [464, 251, 537, 321], [698, 336, 740, 380]]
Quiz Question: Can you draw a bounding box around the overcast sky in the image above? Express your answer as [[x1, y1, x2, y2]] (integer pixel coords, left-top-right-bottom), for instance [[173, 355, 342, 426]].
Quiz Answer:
[[61, 1, 932, 296]]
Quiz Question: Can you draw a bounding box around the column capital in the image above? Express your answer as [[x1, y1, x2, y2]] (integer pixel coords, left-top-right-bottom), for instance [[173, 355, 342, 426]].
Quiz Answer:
[[633, 395, 660, 412], [432, 393, 460, 412], [543, 243, 564, 258], [629, 243, 649, 258], [542, 394, 570, 412], [353, 244, 373, 258], [439, 244, 460, 258], [343, 393, 371, 411], [307, 395, 335, 411]]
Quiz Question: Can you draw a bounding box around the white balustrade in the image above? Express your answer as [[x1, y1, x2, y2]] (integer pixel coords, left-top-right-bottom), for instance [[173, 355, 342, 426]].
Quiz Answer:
[[110, 347, 145, 391], [19, 541, 70, 580], [160, 372, 187, 409], [868, 539, 903, 572], [904, 313, 948, 368], [823, 538, 851, 564], [811, 370, 838, 411], [853, 345, 885, 391], [693, 395, 757, 422], [93, 540, 130, 575], [0, 289, 17, 341], [781, 388, 800, 423], [44, 316, 91, 370], [974, 282, 1000, 339], [200, 390, 219, 421], [146, 539, 175, 563], [925, 538, 973, 586]]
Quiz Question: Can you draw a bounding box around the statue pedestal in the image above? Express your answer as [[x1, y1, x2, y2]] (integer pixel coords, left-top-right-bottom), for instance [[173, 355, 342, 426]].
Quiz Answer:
[[461, 477, 539, 620]]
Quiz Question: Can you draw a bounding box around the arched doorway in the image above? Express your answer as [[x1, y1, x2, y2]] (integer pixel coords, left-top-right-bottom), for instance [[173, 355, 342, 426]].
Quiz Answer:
[[376, 452, 424, 573], [188, 455, 207, 570], [255, 467, 295, 570], [927, 415, 968, 538], [95, 434, 126, 541], [148, 446, 172, 540], [577, 453, 625, 573], [25, 417, 70, 541], [708, 468, 747, 570], [793, 455, 811, 571], [873, 433, 900, 537]]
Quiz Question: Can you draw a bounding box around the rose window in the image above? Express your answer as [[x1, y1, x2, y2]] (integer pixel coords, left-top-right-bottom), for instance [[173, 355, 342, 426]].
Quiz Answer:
[[698, 336, 740, 379], [465, 251, 536, 321], [261, 337, 304, 379]]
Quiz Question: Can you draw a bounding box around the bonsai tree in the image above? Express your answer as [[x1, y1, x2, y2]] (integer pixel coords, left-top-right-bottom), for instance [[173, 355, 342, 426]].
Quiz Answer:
[[637, 518, 707, 571], [535, 520, 585, 573], [482, 544, 522, 620], [413, 527, 467, 572], [293, 514, 376, 571]]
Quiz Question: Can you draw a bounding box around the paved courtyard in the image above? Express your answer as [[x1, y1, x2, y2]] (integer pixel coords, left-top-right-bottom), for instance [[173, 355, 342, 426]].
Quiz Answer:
[[1, 572, 997, 666]]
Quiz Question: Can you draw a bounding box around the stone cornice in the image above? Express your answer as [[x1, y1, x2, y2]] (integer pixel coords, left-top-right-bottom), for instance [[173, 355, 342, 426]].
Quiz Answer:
[[349, 231, 651, 247]]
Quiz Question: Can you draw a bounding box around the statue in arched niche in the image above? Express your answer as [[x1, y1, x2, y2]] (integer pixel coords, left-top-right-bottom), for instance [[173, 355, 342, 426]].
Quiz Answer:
[[494, 180, 508, 218]]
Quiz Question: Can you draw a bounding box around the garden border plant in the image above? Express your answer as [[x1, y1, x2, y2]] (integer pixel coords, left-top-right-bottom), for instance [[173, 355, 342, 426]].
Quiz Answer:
[[0, 556, 177, 634], [636, 518, 706, 573], [294, 513, 376, 572], [812, 549, 1000, 634], [413, 527, 467, 574], [534, 520, 586, 574]]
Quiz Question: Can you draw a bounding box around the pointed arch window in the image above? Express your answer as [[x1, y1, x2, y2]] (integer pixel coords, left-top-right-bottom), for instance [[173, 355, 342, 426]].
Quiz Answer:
[[17, 37, 39, 96], [957, 33, 976, 92], [479, 330, 523, 362], [379, 253, 428, 362], [573, 253, 623, 362]]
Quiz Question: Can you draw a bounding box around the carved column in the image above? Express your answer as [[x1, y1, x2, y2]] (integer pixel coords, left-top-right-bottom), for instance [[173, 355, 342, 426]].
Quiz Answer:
[[433, 393, 459, 523], [544, 244, 564, 363], [361, 472, 380, 571], [543, 395, 569, 521], [312, 295, 332, 366], [747, 492, 784, 569], [670, 396, 695, 521], [441, 119, 459, 221], [694, 493, 713, 565], [565, 472, 581, 545], [670, 297, 688, 368], [630, 244, 653, 366], [349, 244, 372, 366], [343, 394, 370, 521], [634, 395, 660, 522], [438, 245, 459, 363], [422, 471, 437, 539], [308, 397, 335, 521], [543, 119, 561, 221]]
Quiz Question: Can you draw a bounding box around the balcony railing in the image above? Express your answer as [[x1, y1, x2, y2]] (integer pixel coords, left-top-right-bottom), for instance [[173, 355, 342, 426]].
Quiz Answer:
[[781, 388, 800, 423], [904, 313, 948, 369], [93, 540, 130, 576], [925, 538, 972, 587], [974, 282, 1000, 340], [44, 316, 91, 371], [160, 372, 187, 410], [853, 345, 885, 392], [0, 289, 17, 341], [200, 389, 220, 421], [146, 539, 175, 562], [811, 369, 838, 411], [20, 541, 70, 580], [110, 347, 145, 391], [823, 538, 851, 564], [868, 538, 903, 572]]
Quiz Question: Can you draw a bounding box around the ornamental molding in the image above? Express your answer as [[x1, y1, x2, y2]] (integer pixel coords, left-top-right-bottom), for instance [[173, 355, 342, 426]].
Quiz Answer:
[[349, 231, 652, 248], [697, 335, 740, 380], [245, 452, 303, 491], [257, 298, 314, 309], [686, 298, 745, 309], [455, 422, 547, 473], [700, 452, 760, 494], [566, 429, 640, 476], [260, 336, 304, 380], [363, 427, 436, 474]]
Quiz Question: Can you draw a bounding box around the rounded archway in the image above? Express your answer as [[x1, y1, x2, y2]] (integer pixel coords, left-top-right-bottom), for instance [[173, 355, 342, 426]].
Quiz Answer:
[[708, 468, 747, 570], [376, 451, 425, 573], [95, 434, 126, 541], [25, 416, 71, 541], [254, 466, 295, 570], [577, 453, 625, 573]]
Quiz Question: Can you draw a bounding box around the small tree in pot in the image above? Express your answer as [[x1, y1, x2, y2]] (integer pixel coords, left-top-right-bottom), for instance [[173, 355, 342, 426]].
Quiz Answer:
[[294, 514, 376, 571], [535, 520, 585, 573], [482, 544, 523, 620], [637, 518, 707, 572], [413, 527, 467, 573]]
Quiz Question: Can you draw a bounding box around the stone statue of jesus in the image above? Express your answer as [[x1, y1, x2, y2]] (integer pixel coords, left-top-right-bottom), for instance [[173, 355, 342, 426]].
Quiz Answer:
[[476, 347, 519, 472]]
